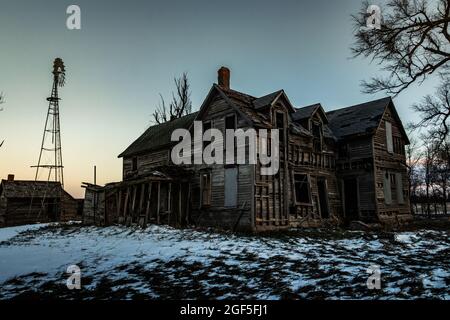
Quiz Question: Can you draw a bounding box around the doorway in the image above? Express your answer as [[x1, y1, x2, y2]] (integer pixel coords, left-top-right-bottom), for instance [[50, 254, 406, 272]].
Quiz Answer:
[[343, 178, 359, 221], [317, 178, 329, 218]]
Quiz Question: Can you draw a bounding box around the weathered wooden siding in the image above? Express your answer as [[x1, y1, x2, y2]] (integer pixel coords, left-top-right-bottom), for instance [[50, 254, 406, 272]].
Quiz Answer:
[[123, 149, 170, 179], [335, 136, 377, 221], [190, 94, 253, 231], [373, 104, 411, 224]]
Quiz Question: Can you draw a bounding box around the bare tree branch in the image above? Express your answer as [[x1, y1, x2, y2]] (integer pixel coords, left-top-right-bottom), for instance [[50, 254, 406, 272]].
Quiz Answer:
[[352, 0, 450, 96], [152, 73, 192, 124], [411, 81, 450, 144]]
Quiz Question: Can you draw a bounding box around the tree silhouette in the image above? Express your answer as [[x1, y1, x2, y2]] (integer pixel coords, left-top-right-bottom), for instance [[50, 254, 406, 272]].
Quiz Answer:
[[352, 0, 449, 95], [411, 81, 450, 144], [152, 73, 192, 124]]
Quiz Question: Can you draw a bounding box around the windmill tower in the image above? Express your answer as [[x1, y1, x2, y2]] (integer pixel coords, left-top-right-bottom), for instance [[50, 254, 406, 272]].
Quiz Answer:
[[33, 58, 66, 187]]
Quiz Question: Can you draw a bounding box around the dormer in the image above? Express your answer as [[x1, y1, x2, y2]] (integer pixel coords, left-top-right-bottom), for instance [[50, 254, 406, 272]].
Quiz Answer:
[[292, 103, 329, 152]]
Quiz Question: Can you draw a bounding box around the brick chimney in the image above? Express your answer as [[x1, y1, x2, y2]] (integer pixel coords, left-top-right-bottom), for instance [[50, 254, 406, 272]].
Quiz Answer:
[[7, 174, 14, 181], [218, 66, 230, 89]]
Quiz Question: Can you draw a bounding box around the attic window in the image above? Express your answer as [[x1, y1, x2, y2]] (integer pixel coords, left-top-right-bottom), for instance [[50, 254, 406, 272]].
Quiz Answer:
[[385, 121, 393, 153], [312, 122, 322, 152], [276, 112, 285, 144], [225, 114, 236, 130], [276, 112, 285, 129]]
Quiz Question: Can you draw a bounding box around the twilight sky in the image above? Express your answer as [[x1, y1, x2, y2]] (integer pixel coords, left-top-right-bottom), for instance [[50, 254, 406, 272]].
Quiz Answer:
[[0, 0, 440, 198]]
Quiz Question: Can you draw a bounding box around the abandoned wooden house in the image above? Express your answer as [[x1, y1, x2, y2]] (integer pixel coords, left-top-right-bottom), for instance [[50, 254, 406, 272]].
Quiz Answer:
[[0, 174, 79, 227], [83, 67, 411, 232]]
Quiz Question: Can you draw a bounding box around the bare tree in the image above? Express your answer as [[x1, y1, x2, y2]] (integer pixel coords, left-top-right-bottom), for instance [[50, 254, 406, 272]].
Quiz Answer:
[[432, 139, 450, 215], [411, 81, 450, 144], [406, 133, 422, 203], [422, 136, 436, 217], [352, 0, 450, 96], [152, 72, 192, 124]]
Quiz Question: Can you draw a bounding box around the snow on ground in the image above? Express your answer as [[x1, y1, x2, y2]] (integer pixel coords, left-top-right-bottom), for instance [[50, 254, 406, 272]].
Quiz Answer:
[[0, 223, 448, 299]]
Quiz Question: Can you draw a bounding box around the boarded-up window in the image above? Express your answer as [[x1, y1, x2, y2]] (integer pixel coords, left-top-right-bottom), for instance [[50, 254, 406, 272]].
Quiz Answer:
[[385, 121, 393, 153], [396, 173, 404, 204], [224, 167, 238, 207], [294, 174, 311, 204], [383, 171, 392, 204], [201, 172, 211, 207]]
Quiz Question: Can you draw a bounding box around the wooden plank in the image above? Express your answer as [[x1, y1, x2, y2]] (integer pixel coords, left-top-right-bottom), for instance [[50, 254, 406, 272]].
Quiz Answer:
[[178, 183, 182, 226], [123, 187, 130, 220], [168, 182, 172, 225], [156, 182, 161, 224], [139, 183, 145, 216], [145, 182, 152, 224]]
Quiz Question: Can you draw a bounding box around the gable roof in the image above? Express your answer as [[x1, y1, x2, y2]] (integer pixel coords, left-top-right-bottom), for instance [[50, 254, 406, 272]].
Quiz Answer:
[[118, 112, 198, 158], [292, 103, 320, 121], [253, 90, 283, 109], [0, 180, 72, 199], [293, 103, 329, 124], [326, 97, 409, 142]]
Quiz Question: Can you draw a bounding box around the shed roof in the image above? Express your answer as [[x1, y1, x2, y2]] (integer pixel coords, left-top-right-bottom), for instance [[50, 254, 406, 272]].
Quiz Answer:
[[119, 112, 198, 158], [0, 180, 68, 199]]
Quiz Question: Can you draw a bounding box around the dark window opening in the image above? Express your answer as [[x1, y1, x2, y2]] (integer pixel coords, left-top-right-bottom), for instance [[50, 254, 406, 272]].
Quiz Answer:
[[312, 122, 322, 152], [393, 136, 404, 155], [338, 144, 349, 158], [294, 174, 311, 204], [225, 114, 236, 130], [276, 112, 285, 128], [276, 112, 285, 144], [201, 172, 211, 207], [132, 157, 137, 171], [203, 121, 212, 150]]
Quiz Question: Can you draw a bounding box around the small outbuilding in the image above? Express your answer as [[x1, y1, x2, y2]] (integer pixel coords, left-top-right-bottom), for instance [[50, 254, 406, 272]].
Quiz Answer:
[[0, 174, 79, 227]]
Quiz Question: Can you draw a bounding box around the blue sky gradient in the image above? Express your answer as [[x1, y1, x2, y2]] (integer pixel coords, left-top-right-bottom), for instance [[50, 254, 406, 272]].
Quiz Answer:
[[0, 0, 440, 197]]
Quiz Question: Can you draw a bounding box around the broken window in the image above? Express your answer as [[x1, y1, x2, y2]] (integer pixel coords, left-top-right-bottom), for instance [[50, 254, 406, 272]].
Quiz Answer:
[[276, 112, 285, 144], [396, 173, 404, 204], [383, 171, 392, 204], [225, 114, 236, 130], [338, 143, 349, 158], [393, 136, 404, 155], [312, 122, 322, 152], [201, 172, 211, 207], [294, 174, 311, 204], [385, 121, 393, 153]]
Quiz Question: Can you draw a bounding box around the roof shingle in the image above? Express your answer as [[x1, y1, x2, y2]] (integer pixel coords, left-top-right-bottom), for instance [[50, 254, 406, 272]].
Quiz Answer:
[[326, 97, 391, 140]]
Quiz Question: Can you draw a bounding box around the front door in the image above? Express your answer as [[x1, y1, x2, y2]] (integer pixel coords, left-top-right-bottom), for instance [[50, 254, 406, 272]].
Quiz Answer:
[[317, 178, 329, 218], [343, 178, 359, 222]]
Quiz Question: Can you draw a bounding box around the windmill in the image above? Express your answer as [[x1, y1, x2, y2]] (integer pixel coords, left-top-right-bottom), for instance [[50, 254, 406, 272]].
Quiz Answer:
[[32, 58, 66, 187]]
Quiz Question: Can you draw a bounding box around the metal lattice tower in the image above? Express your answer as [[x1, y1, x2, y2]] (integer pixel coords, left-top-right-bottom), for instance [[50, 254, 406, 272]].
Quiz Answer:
[[32, 58, 66, 187]]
